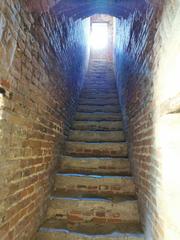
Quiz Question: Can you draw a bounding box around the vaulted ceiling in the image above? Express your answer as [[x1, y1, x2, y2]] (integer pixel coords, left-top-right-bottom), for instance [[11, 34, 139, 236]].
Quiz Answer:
[[52, 0, 148, 19], [27, 0, 152, 19]]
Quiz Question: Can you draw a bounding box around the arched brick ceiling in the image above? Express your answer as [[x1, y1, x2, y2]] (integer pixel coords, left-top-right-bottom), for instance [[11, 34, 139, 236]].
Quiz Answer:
[[52, 0, 148, 19], [27, 0, 149, 19]]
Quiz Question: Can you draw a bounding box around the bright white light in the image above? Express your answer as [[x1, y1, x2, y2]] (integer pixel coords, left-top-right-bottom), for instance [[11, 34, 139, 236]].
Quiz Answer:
[[90, 23, 108, 50]]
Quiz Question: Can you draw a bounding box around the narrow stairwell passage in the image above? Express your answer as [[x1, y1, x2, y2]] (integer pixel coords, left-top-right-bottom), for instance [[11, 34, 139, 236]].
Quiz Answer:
[[36, 60, 144, 239]]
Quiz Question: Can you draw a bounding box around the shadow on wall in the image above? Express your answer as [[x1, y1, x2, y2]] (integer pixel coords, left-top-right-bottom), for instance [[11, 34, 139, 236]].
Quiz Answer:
[[114, 51, 135, 132]]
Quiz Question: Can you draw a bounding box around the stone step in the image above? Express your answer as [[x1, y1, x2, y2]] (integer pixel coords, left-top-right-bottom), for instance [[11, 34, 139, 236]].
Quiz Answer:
[[60, 156, 131, 176], [37, 228, 144, 240], [79, 99, 119, 106], [83, 85, 116, 89], [88, 71, 113, 73], [75, 112, 121, 121], [65, 141, 128, 157], [83, 82, 115, 85], [54, 174, 136, 199], [45, 197, 141, 232], [80, 93, 118, 99], [77, 105, 119, 113], [85, 80, 114, 82], [82, 87, 117, 91], [86, 70, 114, 73], [87, 72, 114, 75], [79, 97, 119, 103], [85, 75, 114, 78], [82, 82, 115, 85], [72, 121, 123, 131], [84, 83, 115, 87], [81, 92, 117, 97], [86, 75, 114, 78], [68, 130, 125, 142], [82, 88, 117, 92]]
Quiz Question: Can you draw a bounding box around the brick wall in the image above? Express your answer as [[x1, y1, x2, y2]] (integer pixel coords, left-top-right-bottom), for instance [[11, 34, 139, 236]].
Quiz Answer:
[[115, 6, 163, 240], [114, 4, 163, 240], [0, 1, 90, 239], [114, 1, 180, 239]]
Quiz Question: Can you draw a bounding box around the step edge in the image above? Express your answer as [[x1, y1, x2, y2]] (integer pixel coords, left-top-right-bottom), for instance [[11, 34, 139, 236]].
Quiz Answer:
[[73, 120, 123, 123], [39, 227, 144, 239], [55, 173, 133, 179], [69, 130, 124, 133], [76, 112, 121, 114], [49, 196, 138, 204], [49, 196, 112, 202], [66, 141, 128, 144], [61, 156, 129, 161]]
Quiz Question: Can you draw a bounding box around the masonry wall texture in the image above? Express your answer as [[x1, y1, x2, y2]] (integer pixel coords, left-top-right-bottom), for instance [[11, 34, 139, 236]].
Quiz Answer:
[[0, 1, 90, 240], [114, 1, 180, 239], [1, 0, 180, 240]]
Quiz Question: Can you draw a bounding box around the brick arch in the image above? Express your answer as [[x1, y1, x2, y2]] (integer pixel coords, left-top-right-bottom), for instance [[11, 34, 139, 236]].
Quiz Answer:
[[26, 0, 149, 19]]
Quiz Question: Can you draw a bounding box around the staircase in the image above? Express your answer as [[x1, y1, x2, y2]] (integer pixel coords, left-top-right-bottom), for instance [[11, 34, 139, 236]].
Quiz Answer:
[[36, 60, 144, 240]]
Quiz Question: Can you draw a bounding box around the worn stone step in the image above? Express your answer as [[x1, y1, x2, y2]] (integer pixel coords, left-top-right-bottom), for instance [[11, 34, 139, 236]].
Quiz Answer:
[[80, 96, 118, 101], [86, 70, 114, 74], [79, 98, 119, 103], [54, 174, 135, 199], [72, 121, 123, 131], [85, 75, 114, 78], [83, 82, 115, 85], [84, 84, 115, 88], [65, 141, 128, 157], [68, 130, 125, 142], [86, 71, 114, 75], [82, 82, 115, 86], [86, 75, 114, 78], [81, 91, 117, 95], [77, 105, 119, 113], [60, 156, 131, 176], [38, 219, 142, 236], [75, 112, 121, 121], [82, 88, 117, 92], [79, 99, 119, 106], [83, 85, 116, 89], [81, 94, 117, 99], [46, 197, 140, 230], [37, 228, 144, 240], [85, 79, 115, 82], [80, 93, 118, 99], [85, 71, 113, 75]]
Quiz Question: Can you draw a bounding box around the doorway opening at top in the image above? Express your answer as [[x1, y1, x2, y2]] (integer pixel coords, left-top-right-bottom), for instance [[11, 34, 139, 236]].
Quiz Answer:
[[89, 15, 114, 62], [90, 22, 108, 50]]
